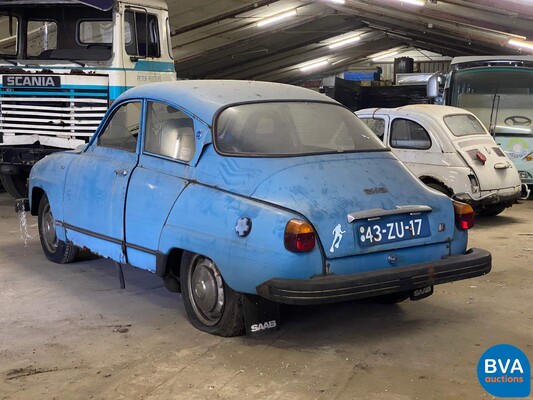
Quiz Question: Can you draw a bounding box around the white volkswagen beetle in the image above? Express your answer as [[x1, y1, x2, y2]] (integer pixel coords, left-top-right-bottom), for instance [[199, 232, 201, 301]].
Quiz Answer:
[[356, 105, 525, 216]]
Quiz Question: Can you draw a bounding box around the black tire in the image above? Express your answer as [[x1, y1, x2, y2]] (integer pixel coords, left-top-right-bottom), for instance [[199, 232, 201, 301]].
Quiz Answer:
[[180, 251, 244, 337], [478, 204, 506, 217], [373, 291, 411, 304], [0, 172, 29, 198], [425, 182, 451, 196], [38, 194, 78, 264]]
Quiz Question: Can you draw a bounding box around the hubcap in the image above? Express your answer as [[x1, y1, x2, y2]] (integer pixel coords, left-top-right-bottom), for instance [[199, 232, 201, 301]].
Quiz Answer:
[[41, 204, 58, 254], [188, 257, 224, 326]]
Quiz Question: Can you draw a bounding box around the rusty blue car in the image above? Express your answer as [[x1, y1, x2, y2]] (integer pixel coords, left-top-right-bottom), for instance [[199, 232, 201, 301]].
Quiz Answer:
[[26, 80, 491, 336]]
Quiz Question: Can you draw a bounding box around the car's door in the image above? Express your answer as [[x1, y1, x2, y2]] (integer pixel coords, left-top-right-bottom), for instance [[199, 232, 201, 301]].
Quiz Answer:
[[124, 100, 197, 272], [62, 101, 142, 262]]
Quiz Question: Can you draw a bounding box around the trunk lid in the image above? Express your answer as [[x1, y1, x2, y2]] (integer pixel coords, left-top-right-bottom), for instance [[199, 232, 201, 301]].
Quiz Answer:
[[452, 135, 520, 190], [250, 152, 455, 259]]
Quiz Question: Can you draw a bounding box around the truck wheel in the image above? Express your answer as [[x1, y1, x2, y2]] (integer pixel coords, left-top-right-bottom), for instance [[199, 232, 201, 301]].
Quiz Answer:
[[0, 172, 29, 198], [478, 204, 506, 217], [38, 194, 78, 264], [180, 251, 244, 336]]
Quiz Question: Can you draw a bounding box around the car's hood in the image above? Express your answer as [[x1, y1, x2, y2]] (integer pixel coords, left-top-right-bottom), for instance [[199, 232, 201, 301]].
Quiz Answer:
[[196, 149, 455, 258]]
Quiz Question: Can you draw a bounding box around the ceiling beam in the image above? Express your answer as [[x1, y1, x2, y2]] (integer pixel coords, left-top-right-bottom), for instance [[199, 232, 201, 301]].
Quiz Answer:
[[170, 0, 280, 36]]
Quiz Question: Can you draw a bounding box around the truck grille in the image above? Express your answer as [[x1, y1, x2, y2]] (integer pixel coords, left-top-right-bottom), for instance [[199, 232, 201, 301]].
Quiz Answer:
[[0, 80, 109, 149]]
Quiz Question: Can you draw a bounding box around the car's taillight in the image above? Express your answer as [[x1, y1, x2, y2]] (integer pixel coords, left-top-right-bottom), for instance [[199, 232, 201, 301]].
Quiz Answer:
[[476, 151, 487, 165], [284, 219, 315, 252], [453, 201, 475, 230]]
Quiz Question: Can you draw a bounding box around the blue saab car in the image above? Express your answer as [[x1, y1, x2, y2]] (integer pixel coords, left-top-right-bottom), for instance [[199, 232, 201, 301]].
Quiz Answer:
[[26, 80, 491, 336]]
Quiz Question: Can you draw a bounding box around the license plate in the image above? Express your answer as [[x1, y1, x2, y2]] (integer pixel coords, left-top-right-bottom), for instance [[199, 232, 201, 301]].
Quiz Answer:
[[357, 214, 430, 247]]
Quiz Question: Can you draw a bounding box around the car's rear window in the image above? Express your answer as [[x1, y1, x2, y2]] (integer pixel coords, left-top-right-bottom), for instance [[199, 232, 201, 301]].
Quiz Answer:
[[215, 102, 386, 156], [444, 114, 487, 137]]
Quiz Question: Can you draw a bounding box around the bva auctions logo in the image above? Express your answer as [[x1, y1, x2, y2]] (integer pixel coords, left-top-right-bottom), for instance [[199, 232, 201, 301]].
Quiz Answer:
[[477, 344, 531, 398]]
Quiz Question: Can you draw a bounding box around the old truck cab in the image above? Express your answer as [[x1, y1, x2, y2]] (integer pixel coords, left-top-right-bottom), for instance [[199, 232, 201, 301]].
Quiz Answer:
[[0, 0, 175, 197]]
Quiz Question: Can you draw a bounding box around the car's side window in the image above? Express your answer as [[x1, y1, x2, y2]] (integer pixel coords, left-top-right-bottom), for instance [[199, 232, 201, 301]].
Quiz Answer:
[[97, 102, 141, 152], [359, 118, 385, 141], [125, 10, 160, 58], [390, 118, 431, 150], [144, 101, 196, 162]]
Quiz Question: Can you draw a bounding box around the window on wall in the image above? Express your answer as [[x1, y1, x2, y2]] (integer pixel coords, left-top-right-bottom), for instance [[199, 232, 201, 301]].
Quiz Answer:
[[125, 10, 160, 58], [390, 118, 431, 150], [144, 101, 195, 162], [97, 102, 141, 152], [27, 20, 57, 57]]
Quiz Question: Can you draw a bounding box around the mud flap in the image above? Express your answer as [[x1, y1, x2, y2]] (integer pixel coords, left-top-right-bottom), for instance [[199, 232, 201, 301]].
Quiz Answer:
[[410, 285, 433, 301], [242, 294, 280, 337]]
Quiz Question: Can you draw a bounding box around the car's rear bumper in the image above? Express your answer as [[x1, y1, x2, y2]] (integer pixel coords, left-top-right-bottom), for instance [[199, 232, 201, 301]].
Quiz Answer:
[[256, 248, 491, 305], [454, 188, 521, 208]]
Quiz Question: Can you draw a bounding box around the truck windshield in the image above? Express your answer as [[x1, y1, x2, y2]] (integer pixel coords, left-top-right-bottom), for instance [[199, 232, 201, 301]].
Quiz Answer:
[[0, 5, 113, 61], [0, 15, 18, 56], [448, 67, 533, 136], [215, 102, 386, 156]]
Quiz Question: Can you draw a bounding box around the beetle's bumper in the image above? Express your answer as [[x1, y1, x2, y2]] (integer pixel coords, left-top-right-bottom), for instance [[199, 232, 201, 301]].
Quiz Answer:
[[256, 248, 491, 305]]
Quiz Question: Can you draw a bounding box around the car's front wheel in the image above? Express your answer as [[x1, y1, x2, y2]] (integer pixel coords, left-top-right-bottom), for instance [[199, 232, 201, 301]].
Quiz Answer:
[[180, 251, 244, 336], [38, 194, 78, 264]]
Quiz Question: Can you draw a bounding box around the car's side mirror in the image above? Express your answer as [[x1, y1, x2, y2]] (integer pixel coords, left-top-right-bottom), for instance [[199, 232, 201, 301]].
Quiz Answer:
[[427, 73, 440, 98]]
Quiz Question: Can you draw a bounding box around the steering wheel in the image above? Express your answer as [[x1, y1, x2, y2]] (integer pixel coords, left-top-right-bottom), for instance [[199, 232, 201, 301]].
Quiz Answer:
[[504, 115, 532, 126]]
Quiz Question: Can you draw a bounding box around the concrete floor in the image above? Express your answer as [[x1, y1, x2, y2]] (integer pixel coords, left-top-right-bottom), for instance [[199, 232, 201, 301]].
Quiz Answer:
[[0, 191, 531, 400]]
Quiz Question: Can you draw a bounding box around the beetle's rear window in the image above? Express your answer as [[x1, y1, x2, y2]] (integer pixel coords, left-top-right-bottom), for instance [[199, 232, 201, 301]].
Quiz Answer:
[[444, 114, 487, 137], [215, 102, 386, 156]]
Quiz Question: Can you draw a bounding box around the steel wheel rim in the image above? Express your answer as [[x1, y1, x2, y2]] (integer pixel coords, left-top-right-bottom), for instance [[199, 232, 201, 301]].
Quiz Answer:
[[188, 257, 224, 326], [42, 203, 59, 254]]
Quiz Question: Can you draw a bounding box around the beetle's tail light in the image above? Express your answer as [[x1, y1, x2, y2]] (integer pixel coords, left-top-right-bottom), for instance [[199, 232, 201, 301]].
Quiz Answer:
[[453, 201, 475, 230], [284, 219, 315, 252], [476, 151, 487, 165]]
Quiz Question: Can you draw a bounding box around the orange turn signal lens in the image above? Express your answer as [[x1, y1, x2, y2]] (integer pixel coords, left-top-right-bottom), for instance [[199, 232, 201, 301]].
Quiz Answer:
[[453, 201, 475, 230], [284, 219, 316, 252]]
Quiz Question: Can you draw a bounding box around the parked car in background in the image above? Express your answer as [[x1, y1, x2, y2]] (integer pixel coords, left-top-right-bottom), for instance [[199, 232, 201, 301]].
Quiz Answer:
[[25, 81, 491, 336], [356, 105, 524, 216]]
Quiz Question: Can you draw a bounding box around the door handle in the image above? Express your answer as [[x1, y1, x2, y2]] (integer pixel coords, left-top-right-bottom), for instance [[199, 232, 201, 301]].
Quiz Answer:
[[494, 162, 510, 170], [114, 169, 128, 176]]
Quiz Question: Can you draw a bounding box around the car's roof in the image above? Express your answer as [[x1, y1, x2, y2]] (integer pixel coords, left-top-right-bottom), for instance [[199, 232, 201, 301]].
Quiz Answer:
[[121, 80, 338, 125], [356, 104, 474, 120]]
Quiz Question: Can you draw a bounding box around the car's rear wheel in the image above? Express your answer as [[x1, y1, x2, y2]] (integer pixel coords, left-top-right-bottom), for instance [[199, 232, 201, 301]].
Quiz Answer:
[[180, 251, 244, 336], [478, 204, 506, 217], [425, 182, 451, 196], [38, 194, 78, 264]]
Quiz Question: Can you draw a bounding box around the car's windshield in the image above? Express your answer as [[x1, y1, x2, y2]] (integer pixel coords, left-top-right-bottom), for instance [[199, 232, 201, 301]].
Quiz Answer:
[[443, 114, 487, 137], [215, 102, 386, 156]]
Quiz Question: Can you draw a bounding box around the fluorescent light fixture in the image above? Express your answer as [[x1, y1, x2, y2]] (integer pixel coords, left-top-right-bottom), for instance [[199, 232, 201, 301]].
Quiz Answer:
[[372, 51, 398, 61], [300, 60, 329, 72], [508, 39, 533, 51], [398, 0, 425, 5], [325, 0, 346, 3], [329, 35, 361, 49], [257, 10, 297, 27]]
